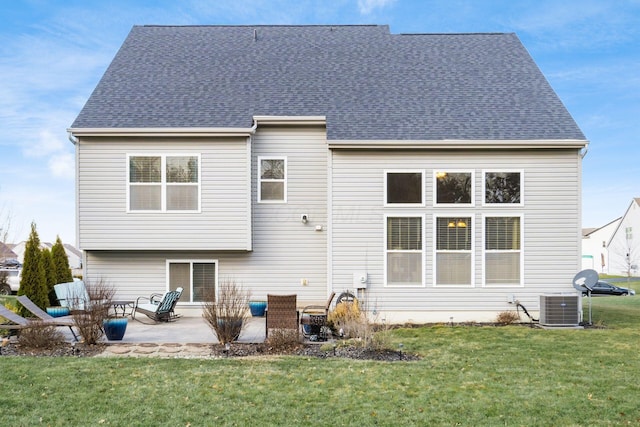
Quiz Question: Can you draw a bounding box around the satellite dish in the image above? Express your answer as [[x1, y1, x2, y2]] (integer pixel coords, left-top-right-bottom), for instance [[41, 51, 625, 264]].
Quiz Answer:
[[572, 269, 598, 292]]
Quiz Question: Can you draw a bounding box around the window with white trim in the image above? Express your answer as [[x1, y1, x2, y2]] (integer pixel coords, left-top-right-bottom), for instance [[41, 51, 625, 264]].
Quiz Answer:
[[484, 172, 522, 205], [435, 171, 473, 205], [385, 216, 423, 286], [128, 155, 200, 211], [168, 260, 217, 303], [385, 171, 423, 205], [258, 157, 287, 202], [485, 216, 522, 286], [435, 216, 472, 285]]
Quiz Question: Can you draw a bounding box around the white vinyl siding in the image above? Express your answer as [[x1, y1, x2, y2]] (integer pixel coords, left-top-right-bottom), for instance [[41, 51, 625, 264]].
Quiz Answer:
[[330, 149, 582, 313], [82, 126, 329, 308], [77, 137, 251, 251]]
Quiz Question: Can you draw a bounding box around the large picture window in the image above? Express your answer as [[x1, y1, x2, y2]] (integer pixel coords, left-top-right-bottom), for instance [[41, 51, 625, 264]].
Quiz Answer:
[[485, 216, 522, 286], [128, 154, 199, 212], [258, 157, 287, 202], [435, 216, 472, 286], [168, 260, 217, 303], [435, 171, 473, 205], [484, 172, 522, 205], [385, 216, 423, 286], [385, 171, 423, 205]]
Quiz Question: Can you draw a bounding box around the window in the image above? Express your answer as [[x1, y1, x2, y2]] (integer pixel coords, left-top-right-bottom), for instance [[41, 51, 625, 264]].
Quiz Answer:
[[385, 216, 423, 286], [485, 216, 521, 286], [484, 172, 522, 204], [435, 171, 473, 205], [128, 155, 199, 211], [435, 216, 472, 286], [258, 157, 287, 202], [385, 171, 423, 205], [168, 260, 217, 303]]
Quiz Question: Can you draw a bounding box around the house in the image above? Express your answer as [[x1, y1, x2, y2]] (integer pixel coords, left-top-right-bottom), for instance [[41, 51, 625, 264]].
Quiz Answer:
[[68, 25, 588, 322], [0, 242, 18, 265], [581, 218, 621, 274], [607, 198, 640, 277], [10, 241, 82, 271]]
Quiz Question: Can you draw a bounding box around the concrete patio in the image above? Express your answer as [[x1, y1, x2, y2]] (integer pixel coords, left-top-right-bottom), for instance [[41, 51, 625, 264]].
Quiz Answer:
[[113, 315, 267, 344]]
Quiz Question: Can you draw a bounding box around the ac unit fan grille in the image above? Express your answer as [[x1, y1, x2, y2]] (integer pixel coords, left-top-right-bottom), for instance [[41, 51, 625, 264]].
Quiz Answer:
[[539, 295, 579, 326]]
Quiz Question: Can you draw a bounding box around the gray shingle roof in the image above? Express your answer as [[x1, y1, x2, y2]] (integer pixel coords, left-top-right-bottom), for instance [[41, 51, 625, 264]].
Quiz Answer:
[[71, 25, 586, 141]]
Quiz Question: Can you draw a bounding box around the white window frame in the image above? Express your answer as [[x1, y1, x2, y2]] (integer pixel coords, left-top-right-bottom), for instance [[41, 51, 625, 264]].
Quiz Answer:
[[166, 259, 218, 304], [384, 213, 425, 287], [482, 214, 524, 287], [433, 170, 475, 207], [384, 170, 425, 207], [127, 153, 201, 213], [257, 156, 287, 203], [433, 214, 474, 287], [482, 170, 524, 206]]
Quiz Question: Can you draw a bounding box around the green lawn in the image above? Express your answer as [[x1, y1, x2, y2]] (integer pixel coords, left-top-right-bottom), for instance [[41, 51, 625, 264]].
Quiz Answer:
[[2, 297, 640, 426]]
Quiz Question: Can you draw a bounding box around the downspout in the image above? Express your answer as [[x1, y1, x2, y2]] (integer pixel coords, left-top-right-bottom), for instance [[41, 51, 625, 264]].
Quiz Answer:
[[68, 131, 79, 145], [246, 118, 258, 251], [580, 140, 589, 159]]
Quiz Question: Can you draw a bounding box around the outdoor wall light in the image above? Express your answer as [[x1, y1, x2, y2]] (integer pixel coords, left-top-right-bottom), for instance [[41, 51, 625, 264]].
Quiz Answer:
[[301, 214, 308, 224]]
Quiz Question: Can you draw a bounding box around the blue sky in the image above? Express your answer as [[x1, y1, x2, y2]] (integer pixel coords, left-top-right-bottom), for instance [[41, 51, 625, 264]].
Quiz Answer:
[[1, 0, 639, 246]]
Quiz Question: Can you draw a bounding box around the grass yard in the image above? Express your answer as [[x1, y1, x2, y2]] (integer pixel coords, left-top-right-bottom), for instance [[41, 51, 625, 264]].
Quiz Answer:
[[2, 297, 640, 426]]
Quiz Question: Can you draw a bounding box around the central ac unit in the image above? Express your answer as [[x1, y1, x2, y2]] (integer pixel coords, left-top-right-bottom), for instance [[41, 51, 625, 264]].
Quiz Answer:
[[539, 294, 580, 326]]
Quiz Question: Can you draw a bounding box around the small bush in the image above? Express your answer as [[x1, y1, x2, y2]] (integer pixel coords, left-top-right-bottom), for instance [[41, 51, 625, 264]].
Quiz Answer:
[[327, 298, 394, 351], [496, 310, 520, 325], [327, 299, 362, 336], [265, 329, 301, 353], [202, 279, 251, 344], [18, 321, 65, 349], [71, 279, 115, 345]]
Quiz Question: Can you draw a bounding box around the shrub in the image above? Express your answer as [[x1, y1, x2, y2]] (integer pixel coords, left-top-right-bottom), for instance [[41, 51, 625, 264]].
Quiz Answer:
[[17, 223, 48, 315], [18, 321, 65, 349], [202, 279, 251, 344], [265, 329, 301, 353], [71, 279, 115, 345], [496, 310, 520, 325], [52, 236, 73, 284], [327, 298, 394, 351]]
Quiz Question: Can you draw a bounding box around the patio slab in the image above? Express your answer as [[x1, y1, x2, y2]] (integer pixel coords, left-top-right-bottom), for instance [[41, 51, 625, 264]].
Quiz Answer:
[[109, 315, 267, 344]]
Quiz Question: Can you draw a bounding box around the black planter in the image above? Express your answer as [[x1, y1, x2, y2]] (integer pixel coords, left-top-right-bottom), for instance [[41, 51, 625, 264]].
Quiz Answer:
[[217, 318, 243, 342]]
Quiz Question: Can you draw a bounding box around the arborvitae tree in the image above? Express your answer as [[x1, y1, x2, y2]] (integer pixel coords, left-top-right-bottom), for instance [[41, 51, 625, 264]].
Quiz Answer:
[[52, 236, 73, 284], [18, 222, 48, 314], [42, 248, 57, 306]]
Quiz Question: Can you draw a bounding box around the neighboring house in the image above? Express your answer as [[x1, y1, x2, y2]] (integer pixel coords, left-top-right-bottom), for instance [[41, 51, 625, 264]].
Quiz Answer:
[[581, 218, 621, 274], [68, 25, 588, 322], [0, 242, 18, 265], [607, 198, 640, 277], [11, 241, 82, 270]]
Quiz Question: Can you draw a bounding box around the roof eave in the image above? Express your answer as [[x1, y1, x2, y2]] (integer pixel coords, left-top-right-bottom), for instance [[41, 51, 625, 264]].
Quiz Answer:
[[67, 127, 257, 138], [328, 139, 589, 150]]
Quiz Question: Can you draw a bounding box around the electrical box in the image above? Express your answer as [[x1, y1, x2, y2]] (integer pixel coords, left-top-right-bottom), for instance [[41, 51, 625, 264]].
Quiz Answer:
[[353, 272, 368, 289]]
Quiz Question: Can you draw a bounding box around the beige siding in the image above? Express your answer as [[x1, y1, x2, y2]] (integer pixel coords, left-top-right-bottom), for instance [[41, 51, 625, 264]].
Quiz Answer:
[[330, 149, 582, 317], [83, 126, 329, 307], [77, 137, 251, 250]]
